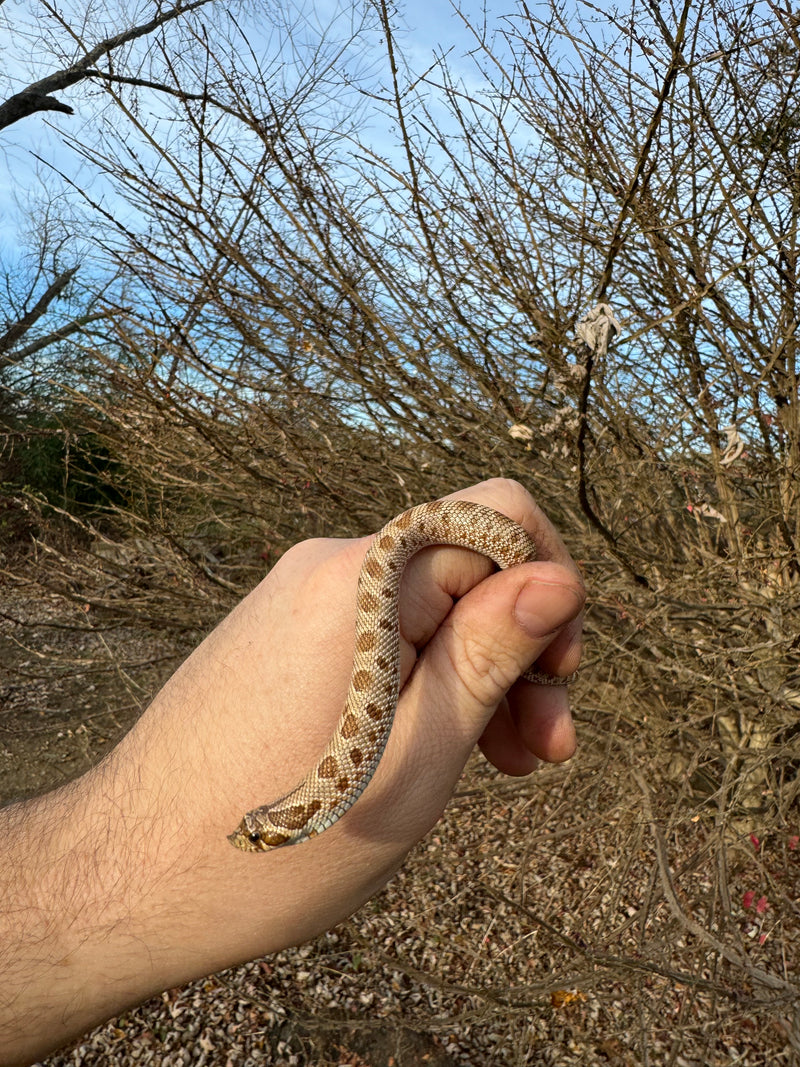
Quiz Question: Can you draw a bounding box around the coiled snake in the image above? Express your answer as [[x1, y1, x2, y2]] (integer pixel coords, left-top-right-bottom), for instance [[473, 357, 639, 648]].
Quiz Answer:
[[228, 498, 571, 853]]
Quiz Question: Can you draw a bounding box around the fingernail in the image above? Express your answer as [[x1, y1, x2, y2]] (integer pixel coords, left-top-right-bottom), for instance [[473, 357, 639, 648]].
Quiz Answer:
[[514, 579, 582, 638]]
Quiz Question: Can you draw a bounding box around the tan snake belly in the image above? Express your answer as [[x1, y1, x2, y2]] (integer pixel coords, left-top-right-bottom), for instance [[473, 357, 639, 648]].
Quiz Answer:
[[228, 499, 569, 853]]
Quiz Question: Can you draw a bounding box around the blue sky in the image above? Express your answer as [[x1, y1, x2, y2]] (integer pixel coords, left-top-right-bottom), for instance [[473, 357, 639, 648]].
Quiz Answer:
[[0, 0, 514, 258]]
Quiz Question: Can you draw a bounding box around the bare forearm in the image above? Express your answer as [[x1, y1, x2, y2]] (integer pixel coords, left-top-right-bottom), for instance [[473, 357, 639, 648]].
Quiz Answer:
[[0, 615, 393, 1065], [0, 759, 192, 1064]]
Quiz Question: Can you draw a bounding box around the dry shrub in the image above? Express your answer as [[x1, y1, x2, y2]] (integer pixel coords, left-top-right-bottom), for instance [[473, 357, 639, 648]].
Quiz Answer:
[[2, 0, 799, 1059]]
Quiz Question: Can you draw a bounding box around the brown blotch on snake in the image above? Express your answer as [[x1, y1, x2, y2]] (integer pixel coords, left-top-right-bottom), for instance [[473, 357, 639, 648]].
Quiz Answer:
[[227, 499, 575, 854], [353, 669, 372, 691], [270, 799, 323, 830], [341, 713, 359, 739], [365, 557, 383, 579], [317, 756, 338, 779]]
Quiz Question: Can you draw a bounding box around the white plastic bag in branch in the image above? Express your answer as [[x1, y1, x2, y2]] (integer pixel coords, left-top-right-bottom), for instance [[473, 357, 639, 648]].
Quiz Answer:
[[575, 303, 621, 357], [720, 425, 744, 467]]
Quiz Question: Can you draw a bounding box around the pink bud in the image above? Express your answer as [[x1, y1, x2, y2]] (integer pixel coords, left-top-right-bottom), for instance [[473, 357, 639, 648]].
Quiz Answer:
[[742, 891, 755, 909]]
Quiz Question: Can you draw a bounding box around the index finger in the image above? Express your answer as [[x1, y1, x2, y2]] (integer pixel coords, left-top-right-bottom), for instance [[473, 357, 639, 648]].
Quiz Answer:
[[444, 477, 583, 579]]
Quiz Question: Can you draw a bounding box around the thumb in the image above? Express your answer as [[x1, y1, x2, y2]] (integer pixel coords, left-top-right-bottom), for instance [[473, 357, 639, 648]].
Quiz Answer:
[[417, 561, 584, 751], [361, 561, 583, 851]]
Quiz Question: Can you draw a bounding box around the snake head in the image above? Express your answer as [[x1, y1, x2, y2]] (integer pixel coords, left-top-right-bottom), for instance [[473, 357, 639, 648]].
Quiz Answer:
[[227, 816, 291, 852]]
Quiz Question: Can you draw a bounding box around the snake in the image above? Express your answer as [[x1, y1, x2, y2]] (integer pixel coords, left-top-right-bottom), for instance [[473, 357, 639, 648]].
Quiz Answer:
[[228, 498, 571, 853]]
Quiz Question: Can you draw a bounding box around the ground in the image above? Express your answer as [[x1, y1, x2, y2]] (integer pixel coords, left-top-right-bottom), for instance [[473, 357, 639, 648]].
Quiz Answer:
[[2, 569, 798, 1067]]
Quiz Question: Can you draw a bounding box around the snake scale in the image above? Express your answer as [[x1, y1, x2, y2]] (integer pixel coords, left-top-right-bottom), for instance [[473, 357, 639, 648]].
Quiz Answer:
[[228, 498, 570, 853]]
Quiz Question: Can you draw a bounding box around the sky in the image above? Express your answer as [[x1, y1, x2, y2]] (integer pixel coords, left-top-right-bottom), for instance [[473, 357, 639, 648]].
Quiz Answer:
[[0, 0, 515, 258]]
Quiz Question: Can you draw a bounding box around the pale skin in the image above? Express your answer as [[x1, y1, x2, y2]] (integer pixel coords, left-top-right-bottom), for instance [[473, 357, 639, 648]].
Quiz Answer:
[[0, 479, 585, 1066]]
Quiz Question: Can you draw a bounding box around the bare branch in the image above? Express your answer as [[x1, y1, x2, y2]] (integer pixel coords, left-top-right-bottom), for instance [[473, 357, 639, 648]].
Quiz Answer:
[[0, 267, 78, 362], [0, 0, 217, 131]]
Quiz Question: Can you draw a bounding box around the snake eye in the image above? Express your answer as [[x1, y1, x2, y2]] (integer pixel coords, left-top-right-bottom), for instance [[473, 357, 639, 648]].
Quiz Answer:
[[248, 831, 261, 845]]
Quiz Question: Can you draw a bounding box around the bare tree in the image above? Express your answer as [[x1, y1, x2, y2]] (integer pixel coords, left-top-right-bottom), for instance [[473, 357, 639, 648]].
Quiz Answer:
[[0, 0, 227, 418]]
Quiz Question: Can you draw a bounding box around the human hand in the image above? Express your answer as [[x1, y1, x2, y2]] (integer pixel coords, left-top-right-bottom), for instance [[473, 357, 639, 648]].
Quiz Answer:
[[126, 476, 583, 945], [0, 478, 584, 1065]]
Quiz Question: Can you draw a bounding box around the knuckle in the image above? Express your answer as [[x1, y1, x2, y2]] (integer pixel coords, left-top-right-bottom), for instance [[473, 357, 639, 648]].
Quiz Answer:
[[482, 476, 533, 509], [453, 623, 522, 709]]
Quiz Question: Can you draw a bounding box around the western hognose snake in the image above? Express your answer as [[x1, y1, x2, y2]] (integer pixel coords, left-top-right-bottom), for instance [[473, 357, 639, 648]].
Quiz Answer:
[[228, 498, 571, 852]]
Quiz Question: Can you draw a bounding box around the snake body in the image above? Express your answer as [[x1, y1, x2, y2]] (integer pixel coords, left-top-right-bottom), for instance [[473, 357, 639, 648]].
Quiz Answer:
[[228, 499, 566, 853]]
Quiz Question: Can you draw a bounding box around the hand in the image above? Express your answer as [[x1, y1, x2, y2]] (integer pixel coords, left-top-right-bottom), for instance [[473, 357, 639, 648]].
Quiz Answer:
[[0, 478, 584, 1065]]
